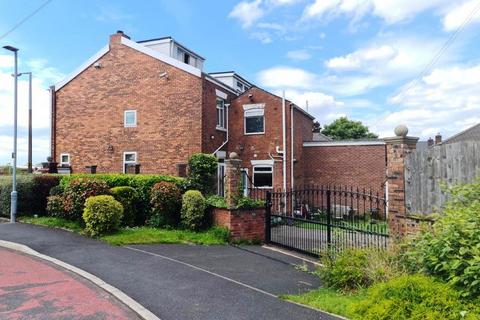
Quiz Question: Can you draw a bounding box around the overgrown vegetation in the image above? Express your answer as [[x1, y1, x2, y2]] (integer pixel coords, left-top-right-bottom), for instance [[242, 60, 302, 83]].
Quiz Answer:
[[286, 178, 480, 319], [186, 153, 218, 195]]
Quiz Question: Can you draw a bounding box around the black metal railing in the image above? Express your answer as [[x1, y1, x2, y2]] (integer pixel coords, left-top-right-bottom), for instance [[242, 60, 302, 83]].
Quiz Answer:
[[261, 185, 388, 256]]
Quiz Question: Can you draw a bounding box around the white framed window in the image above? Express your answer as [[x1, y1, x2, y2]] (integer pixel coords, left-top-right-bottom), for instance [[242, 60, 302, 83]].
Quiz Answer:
[[253, 165, 273, 188], [60, 153, 70, 166], [216, 98, 226, 130], [123, 151, 137, 173], [244, 104, 265, 135], [124, 110, 137, 127]]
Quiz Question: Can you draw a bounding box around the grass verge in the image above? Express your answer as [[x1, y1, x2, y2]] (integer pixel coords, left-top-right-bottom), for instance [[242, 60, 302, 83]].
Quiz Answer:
[[282, 288, 366, 318], [19, 216, 83, 233], [100, 226, 229, 246], [19, 216, 230, 246]]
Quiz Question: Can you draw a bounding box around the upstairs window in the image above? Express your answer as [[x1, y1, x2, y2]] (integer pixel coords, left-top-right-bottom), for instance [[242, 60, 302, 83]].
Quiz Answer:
[[244, 104, 265, 135], [124, 110, 137, 127], [253, 166, 273, 188], [216, 98, 226, 130]]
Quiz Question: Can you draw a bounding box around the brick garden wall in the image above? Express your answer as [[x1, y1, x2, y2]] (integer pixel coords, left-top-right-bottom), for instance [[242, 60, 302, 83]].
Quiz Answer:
[[302, 144, 387, 194], [213, 208, 265, 242]]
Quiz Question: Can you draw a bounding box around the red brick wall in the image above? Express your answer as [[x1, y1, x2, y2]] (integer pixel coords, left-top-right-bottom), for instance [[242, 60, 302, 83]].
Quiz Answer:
[[303, 144, 386, 194], [228, 87, 313, 190], [213, 208, 265, 242], [54, 34, 203, 174], [201, 79, 233, 154]]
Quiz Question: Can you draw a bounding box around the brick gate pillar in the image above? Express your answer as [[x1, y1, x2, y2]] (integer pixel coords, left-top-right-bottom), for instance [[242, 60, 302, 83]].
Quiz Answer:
[[383, 125, 419, 238], [225, 152, 242, 209]]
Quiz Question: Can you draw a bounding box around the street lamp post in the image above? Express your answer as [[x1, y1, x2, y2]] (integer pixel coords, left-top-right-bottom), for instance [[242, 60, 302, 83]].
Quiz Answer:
[[3, 45, 19, 223], [19, 72, 33, 173]]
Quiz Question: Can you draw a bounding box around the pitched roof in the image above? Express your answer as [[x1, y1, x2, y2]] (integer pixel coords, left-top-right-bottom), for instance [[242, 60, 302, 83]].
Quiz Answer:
[[442, 123, 480, 144]]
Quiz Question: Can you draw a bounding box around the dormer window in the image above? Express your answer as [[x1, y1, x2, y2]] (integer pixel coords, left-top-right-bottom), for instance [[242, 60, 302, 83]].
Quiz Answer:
[[184, 53, 190, 64]]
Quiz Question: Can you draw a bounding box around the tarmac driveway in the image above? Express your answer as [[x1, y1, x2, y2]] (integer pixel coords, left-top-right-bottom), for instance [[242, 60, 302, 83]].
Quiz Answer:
[[0, 223, 340, 320]]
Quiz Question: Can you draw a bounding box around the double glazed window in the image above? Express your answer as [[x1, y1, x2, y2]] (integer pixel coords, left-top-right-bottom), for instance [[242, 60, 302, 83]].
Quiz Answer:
[[60, 153, 70, 165], [124, 110, 137, 127], [123, 152, 137, 173], [244, 104, 265, 135], [216, 98, 226, 130], [253, 166, 273, 188]]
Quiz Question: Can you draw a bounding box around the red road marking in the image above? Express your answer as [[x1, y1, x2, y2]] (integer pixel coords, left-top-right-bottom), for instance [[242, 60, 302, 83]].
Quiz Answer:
[[0, 248, 139, 319]]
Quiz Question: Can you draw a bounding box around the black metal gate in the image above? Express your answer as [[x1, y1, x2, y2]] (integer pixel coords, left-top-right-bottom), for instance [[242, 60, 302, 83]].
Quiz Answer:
[[262, 186, 389, 256]]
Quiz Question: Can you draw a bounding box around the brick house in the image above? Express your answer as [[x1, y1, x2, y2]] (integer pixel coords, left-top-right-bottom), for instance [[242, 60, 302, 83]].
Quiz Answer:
[[51, 31, 386, 194]]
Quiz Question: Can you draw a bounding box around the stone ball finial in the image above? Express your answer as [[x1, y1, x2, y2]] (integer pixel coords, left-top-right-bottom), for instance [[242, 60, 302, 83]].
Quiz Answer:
[[229, 152, 240, 159], [394, 124, 409, 137]]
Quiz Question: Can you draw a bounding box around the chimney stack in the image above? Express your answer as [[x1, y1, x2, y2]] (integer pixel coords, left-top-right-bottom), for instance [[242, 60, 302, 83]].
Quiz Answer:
[[110, 30, 130, 44], [427, 137, 434, 147], [435, 133, 442, 145]]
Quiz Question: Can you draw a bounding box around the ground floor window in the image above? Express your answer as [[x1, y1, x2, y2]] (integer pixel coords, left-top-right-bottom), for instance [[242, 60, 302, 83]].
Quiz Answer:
[[60, 153, 70, 166], [253, 165, 273, 188], [123, 152, 137, 173]]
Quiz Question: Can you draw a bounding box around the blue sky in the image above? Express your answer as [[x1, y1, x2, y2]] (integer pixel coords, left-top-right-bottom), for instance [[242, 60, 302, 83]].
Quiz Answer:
[[1, 0, 480, 166]]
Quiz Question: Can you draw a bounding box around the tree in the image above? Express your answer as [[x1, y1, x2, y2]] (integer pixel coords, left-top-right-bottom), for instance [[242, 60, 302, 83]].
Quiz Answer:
[[322, 117, 378, 140]]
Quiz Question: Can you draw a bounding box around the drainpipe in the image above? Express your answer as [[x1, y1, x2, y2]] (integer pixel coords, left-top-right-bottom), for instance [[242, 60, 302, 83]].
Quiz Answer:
[[290, 104, 294, 190], [282, 91, 287, 193], [282, 91, 287, 215], [49, 85, 56, 161], [213, 103, 229, 155]]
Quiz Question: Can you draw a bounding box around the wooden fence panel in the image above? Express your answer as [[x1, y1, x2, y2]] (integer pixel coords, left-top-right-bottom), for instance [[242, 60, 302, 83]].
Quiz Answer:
[[405, 140, 480, 214]]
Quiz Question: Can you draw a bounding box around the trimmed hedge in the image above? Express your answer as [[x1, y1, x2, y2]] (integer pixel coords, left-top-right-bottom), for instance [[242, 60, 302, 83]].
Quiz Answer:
[[83, 195, 123, 236], [63, 178, 110, 221], [149, 181, 182, 228], [110, 186, 139, 227], [181, 190, 207, 231], [0, 175, 60, 217], [60, 174, 184, 224]]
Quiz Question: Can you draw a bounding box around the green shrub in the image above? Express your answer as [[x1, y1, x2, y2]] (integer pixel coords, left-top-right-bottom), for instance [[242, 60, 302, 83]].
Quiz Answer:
[[60, 174, 184, 224], [149, 181, 182, 228], [186, 153, 218, 195], [349, 274, 480, 320], [181, 190, 207, 231], [46, 195, 68, 218], [110, 186, 139, 227], [319, 248, 404, 292], [63, 178, 110, 221], [400, 179, 480, 299], [83, 195, 123, 236], [0, 175, 60, 217], [49, 185, 64, 196], [205, 195, 227, 208], [235, 196, 265, 209]]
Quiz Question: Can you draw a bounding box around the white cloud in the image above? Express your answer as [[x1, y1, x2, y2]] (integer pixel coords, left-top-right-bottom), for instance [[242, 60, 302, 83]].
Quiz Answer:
[[286, 49, 311, 61], [370, 64, 480, 138], [443, 0, 480, 31], [266, 0, 302, 6], [229, 0, 264, 28], [250, 31, 273, 44], [0, 55, 63, 165], [257, 66, 318, 89], [321, 35, 456, 95], [302, 0, 458, 26], [326, 45, 396, 71]]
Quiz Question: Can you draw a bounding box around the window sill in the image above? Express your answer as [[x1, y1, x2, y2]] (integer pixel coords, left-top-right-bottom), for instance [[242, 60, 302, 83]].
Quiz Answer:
[[216, 126, 227, 132], [244, 132, 265, 136], [124, 125, 137, 128]]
